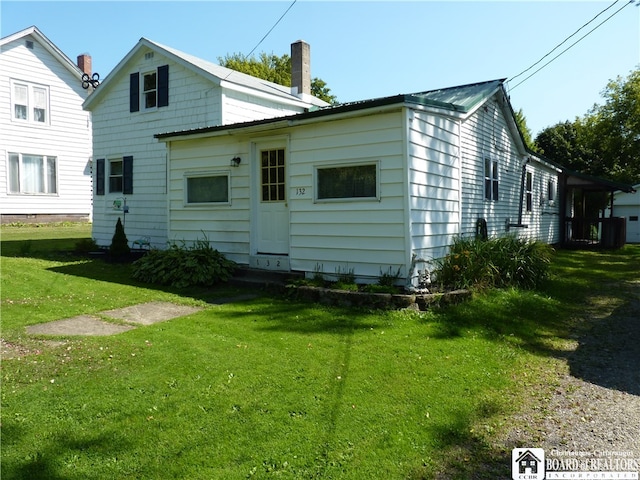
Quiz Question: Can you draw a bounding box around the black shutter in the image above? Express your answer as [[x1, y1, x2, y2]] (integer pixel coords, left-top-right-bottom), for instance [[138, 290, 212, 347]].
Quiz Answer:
[[123, 156, 133, 194], [96, 158, 105, 195], [129, 73, 140, 112], [158, 65, 169, 108]]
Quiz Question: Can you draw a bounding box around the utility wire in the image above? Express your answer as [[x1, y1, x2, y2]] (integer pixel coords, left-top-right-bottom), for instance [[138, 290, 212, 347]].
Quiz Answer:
[[223, 0, 297, 81], [507, 0, 634, 91], [246, 0, 297, 59]]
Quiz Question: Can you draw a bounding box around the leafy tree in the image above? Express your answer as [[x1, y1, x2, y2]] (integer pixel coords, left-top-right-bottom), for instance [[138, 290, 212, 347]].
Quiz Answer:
[[219, 52, 338, 105], [514, 108, 537, 151], [534, 68, 640, 185], [588, 69, 640, 184]]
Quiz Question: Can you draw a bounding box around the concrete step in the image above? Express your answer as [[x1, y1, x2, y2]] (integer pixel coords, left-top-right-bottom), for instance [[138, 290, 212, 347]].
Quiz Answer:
[[230, 267, 304, 291]]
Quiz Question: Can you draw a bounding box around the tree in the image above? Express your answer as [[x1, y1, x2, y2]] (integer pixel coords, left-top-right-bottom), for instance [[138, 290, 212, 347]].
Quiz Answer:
[[514, 108, 536, 152], [219, 52, 338, 105], [109, 217, 130, 259], [534, 67, 640, 185]]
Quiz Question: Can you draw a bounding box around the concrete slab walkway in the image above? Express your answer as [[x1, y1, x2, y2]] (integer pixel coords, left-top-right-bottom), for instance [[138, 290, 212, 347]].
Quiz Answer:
[[26, 302, 203, 337]]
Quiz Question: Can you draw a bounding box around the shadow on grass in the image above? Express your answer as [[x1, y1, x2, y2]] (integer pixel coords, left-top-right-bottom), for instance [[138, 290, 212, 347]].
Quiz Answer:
[[1, 425, 132, 480]]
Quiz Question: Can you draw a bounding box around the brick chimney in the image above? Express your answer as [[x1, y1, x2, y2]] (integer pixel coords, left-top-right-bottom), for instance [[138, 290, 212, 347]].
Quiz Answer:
[[291, 40, 311, 100], [77, 54, 92, 75]]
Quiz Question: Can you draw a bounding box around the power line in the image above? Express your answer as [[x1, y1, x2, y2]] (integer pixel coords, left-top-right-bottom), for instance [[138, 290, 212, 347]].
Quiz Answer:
[[246, 0, 297, 59], [507, 0, 634, 91]]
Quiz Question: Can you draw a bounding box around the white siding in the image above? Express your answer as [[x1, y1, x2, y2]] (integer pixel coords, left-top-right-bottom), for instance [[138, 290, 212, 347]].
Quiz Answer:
[[459, 100, 560, 244], [168, 137, 251, 263], [89, 45, 310, 248], [407, 110, 461, 262], [0, 33, 92, 219], [167, 111, 409, 281], [288, 112, 407, 280]]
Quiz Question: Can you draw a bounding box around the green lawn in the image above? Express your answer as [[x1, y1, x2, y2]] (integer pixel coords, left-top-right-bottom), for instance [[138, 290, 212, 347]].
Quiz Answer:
[[2, 224, 638, 479]]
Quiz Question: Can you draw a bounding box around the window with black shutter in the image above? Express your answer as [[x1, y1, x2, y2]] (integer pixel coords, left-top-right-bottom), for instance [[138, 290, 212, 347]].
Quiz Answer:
[[129, 73, 140, 112], [96, 158, 105, 195], [123, 156, 133, 194]]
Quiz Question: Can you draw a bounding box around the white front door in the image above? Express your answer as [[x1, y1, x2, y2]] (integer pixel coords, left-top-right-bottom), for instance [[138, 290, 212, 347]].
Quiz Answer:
[[256, 145, 289, 255]]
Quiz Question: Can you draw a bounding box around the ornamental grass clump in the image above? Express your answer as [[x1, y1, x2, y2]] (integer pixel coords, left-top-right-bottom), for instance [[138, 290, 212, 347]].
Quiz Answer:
[[433, 235, 553, 290], [132, 238, 236, 288]]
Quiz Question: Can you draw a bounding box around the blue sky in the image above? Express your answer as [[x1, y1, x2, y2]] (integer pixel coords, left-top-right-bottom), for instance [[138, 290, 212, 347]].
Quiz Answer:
[[2, 1, 638, 135]]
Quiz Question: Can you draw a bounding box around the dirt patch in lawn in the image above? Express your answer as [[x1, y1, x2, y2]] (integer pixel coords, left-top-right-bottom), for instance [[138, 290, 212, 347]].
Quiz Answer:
[[25, 302, 202, 337]]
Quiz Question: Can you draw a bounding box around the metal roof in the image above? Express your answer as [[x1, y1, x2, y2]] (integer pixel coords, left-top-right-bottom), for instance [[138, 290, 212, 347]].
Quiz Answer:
[[156, 79, 505, 139]]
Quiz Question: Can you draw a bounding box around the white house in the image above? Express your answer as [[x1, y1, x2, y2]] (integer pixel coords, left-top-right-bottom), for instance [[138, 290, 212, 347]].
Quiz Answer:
[[156, 79, 564, 286], [611, 184, 639, 243], [83, 38, 327, 249], [0, 26, 93, 223]]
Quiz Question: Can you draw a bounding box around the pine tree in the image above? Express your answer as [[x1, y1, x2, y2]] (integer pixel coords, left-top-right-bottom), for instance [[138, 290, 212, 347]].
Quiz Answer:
[[109, 217, 130, 259]]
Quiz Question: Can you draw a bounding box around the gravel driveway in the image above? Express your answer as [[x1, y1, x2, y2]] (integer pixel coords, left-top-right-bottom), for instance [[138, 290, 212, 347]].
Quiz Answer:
[[499, 279, 640, 477]]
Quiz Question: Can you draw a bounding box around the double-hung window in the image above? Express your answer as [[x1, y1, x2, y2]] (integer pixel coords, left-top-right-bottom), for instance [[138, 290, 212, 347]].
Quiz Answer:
[[8, 153, 57, 194], [95, 156, 133, 195], [484, 158, 499, 201], [11, 81, 48, 124], [130, 65, 169, 112], [525, 171, 533, 212]]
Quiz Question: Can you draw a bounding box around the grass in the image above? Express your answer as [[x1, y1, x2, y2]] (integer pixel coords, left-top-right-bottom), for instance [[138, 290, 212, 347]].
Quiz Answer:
[[1, 224, 639, 479]]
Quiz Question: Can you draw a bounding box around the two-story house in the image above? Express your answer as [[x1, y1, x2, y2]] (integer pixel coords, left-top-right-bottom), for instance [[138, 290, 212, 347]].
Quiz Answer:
[[82, 38, 327, 249], [0, 26, 93, 223]]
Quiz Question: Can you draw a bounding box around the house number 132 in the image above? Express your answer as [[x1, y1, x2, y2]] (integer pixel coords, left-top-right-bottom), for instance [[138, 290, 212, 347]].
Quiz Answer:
[[295, 188, 306, 196]]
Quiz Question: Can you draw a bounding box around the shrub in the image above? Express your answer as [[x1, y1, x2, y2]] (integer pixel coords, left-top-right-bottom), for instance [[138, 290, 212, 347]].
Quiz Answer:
[[131, 238, 236, 288], [109, 217, 130, 258], [75, 237, 99, 253], [433, 235, 553, 290]]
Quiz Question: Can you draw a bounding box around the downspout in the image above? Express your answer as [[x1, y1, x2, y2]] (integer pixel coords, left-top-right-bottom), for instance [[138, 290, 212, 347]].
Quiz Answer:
[[506, 157, 530, 231]]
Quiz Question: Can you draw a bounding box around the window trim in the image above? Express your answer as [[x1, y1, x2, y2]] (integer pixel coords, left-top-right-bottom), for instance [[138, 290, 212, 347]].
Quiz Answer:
[[525, 171, 533, 212], [314, 160, 380, 203], [7, 152, 58, 195], [10, 79, 49, 125], [183, 170, 231, 207], [484, 157, 499, 202]]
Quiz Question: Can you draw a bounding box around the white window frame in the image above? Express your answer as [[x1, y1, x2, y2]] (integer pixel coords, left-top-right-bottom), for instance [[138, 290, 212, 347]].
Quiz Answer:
[[525, 171, 533, 212], [314, 160, 380, 203], [183, 171, 231, 206], [141, 70, 157, 111], [7, 152, 58, 195], [109, 159, 123, 193], [484, 158, 499, 202], [10, 80, 49, 125]]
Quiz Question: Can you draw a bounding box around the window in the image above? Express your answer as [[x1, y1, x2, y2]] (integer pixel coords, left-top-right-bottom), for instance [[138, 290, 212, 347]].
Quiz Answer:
[[8, 153, 57, 194], [95, 156, 133, 195], [130, 65, 169, 112], [547, 180, 556, 203], [186, 174, 229, 204], [484, 158, 499, 201], [526, 171, 533, 212], [316, 163, 378, 201], [261, 149, 286, 202], [142, 71, 157, 109], [11, 81, 48, 123], [109, 160, 123, 192]]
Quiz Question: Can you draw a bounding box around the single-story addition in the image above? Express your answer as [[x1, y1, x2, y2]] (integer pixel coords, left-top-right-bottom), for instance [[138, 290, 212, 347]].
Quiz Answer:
[[611, 183, 640, 244], [155, 79, 564, 287]]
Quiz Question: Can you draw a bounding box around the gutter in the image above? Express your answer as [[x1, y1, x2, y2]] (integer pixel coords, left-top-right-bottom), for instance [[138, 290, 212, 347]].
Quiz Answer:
[[506, 158, 530, 232]]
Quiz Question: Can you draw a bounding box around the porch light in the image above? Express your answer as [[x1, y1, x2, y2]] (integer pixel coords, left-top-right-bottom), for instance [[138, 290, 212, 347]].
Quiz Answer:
[[230, 156, 241, 167]]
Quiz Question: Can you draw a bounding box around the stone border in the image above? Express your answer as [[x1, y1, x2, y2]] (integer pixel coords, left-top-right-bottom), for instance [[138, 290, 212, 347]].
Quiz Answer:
[[288, 285, 471, 310]]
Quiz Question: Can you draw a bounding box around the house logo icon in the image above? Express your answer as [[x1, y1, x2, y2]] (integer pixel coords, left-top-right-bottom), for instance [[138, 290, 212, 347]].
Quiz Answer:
[[512, 448, 545, 480]]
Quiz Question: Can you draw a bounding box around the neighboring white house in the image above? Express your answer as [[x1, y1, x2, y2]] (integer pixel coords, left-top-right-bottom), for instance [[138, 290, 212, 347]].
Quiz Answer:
[[156, 79, 564, 286], [0, 26, 94, 223], [83, 38, 327, 248], [611, 184, 640, 243]]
